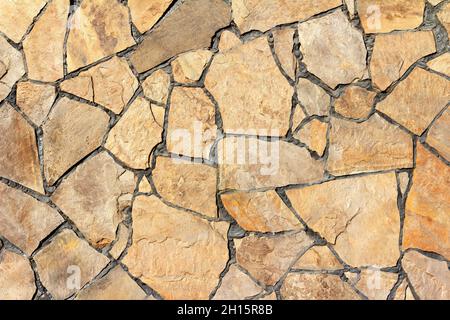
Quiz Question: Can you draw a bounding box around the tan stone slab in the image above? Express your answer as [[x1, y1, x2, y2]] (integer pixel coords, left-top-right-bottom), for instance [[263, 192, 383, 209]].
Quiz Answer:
[[16, 81, 56, 126], [109, 223, 129, 260], [437, 2, 450, 32], [138, 177, 152, 193], [212, 265, 261, 300], [0, 36, 25, 101], [297, 78, 330, 116], [393, 278, 415, 300], [334, 86, 376, 119], [218, 31, 241, 52], [142, 69, 171, 105], [128, 0, 172, 34], [272, 28, 296, 80], [293, 246, 343, 270], [0, 250, 36, 300], [426, 108, 450, 160], [428, 53, 450, 76], [294, 119, 328, 156], [172, 50, 213, 83], [354, 269, 398, 300], [292, 105, 307, 129]]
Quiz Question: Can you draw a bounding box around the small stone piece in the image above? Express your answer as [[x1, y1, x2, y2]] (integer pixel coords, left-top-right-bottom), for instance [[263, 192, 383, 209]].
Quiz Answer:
[[213, 265, 261, 300], [428, 53, 450, 76], [294, 119, 328, 156], [437, 2, 450, 32], [172, 50, 213, 83], [297, 78, 330, 116], [292, 105, 307, 130], [218, 31, 241, 52], [334, 86, 376, 119], [0, 250, 36, 300], [128, 0, 173, 33], [272, 28, 296, 80], [354, 269, 398, 300], [138, 177, 152, 193], [16, 82, 56, 126], [109, 223, 129, 260], [426, 108, 450, 161], [397, 171, 410, 196], [293, 246, 343, 270], [345, 0, 356, 17], [142, 69, 171, 105], [0, 36, 25, 101], [393, 278, 415, 300]]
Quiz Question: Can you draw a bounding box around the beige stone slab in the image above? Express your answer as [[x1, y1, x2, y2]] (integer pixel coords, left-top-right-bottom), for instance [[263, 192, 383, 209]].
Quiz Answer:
[[426, 108, 450, 161], [0, 250, 36, 300], [128, 0, 172, 33], [212, 265, 261, 300]]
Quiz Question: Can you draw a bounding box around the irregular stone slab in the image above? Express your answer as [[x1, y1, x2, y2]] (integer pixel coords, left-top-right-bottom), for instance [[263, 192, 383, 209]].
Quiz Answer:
[[123, 195, 229, 300], [437, 2, 450, 32], [334, 86, 376, 119], [43, 97, 109, 185], [16, 82, 56, 126], [287, 173, 401, 267], [130, 0, 231, 73], [67, 0, 135, 72], [232, 0, 341, 33], [298, 11, 367, 89], [402, 250, 450, 300], [0, 250, 36, 300], [218, 137, 324, 191], [23, 0, 68, 82], [426, 108, 449, 161], [377, 68, 450, 135], [403, 144, 450, 259], [0, 103, 43, 193], [152, 157, 217, 218], [105, 97, 164, 169], [293, 246, 343, 270], [354, 269, 398, 300], [281, 273, 360, 300], [52, 152, 135, 248], [138, 177, 152, 193], [292, 105, 307, 129], [172, 50, 213, 83], [75, 266, 147, 300], [428, 53, 450, 76], [370, 31, 436, 91], [142, 69, 171, 105], [221, 190, 301, 232], [327, 114, 413, 176], [60, 57, 138, 114], [394, 278, 415, 300], [109, 223, 129, 260], [34, 229, 109, 300], [235, 231, 313, 286], [213, 265, 261, 300], [206, 37, 292, 136], [297, 78, 330, 116], [218, 30, 242, 52], [272, 28, 296, 80], [294, 119, 328, 156], [358, 0, 425, 33], [0, 36, 25, 100], [128, 0, 173, 33]]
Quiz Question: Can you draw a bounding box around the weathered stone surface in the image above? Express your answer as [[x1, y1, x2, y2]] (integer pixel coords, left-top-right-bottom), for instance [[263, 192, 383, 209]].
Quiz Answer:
[[109, 223, 129, 260], [0, 250, 36, 300], [0, 36, 25, 100], [298, 11, 367, 89], [403, 144, 450, 259], [0, 103, 43, 193], [281, 273, 360, 300], [60, 57, 138, 114], [287, 173, 401, 267], [43, 97, 110, 185], [394, 278, 415, 300], [172, 50, 213, 83], [294, 119, 328, 156], [34, 229, 109, 300], [16, 82, 56, 126], [370, 31, 436, 91], [292, 105, 307, 130], [167, 87, 217, 159], [327, 114, 413, 176], [437, 2, 450, 32], [354, 269, 398, 300], [218, 30, 241, 52], [272, 28, 296, 80], [128, 0, 172, 33], [402, 250, 450, 300], [152, 157, 217, 218], [334, 86, 376, 119], [130, 0, 231, 73], [142, 69, 171, 105], [426, 108, 449, 161], [218, 137, 324, 191], [293, 246, 342, 270], [138, 177, 152, 193], [123, 195, 229, 300], [206, 37, 292, 135], [67, 0, 135, 72], [297, 78, 330, 116], [358, 0, 425, 33], [23, 0, 68, 82], [105, 97, 164, 169], [75, 266, 147, 300], [52, 152, 135, 248], [213, 265, 261, 300], [235, 231, 314, 286], [428, 53, 450, 76], [232, 0, 341, 33], [221, 190, 301, 233]]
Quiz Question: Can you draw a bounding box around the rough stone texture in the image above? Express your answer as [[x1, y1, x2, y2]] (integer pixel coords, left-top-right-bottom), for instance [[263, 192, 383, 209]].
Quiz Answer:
[[294, 119, 328, 156], [142, 69, 171, 105], [297, 78, 330, 116], [172, 50, 213, 83], [403, 144, 450, 260], [152, 157, 217, 218], [377, 68, 450, 135], [213, 265, 262, 300], [128, 0, 173, 34], [138, 177, 152, 193], [109, 223, 129, 260], [354, 269, 398, 300], [0, 103, 44, 193], [130, 0, 231, 73], [394, 278, 415, 300], [428, 53, 450, 76], [220, 190, 301, 232], [16, 82, 56, 126], [218, 31, 242, 52], [272, 28, 296, 80], [123, 195, 229, 300], [298, 11, 367, 89], [0, 250, 36, 300], [426, 108, 449, 161], [43, 97, 110, 185], [293, 246, 343, 270], [437, 2, 450, 32], [0, 35, 25, 101], [334, 86, 376, 119]]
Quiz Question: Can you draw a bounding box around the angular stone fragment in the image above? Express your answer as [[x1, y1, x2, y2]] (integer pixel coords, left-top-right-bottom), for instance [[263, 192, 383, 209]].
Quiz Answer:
[[123, 195, 229, 300], [287, 173, 401, 267], [213, 265, 261, 300], [142, 69, 171, 105], [281, 273, 360, 300], [327, 114, 413, 176], [34, 229, 109, 300], [218, 30, 241, 52], [403, 144, 450, 259], [67, 0, 135, 72], [334, 86, 376, 119], [398, 171, 411, 196], [0, 103, 43, 193], [206, 37, 292, 135], [105, 97, 164, 169], [130, 0, 231, 73], [172, 50, 213, 83], [402, 250, 450, 300], [298, 11, 367, 89], [218, 137, 324, 191], [138, 177, 152, 193], [128, 0, 173, 33], [152, 157, 217, 218], [52, 152, 135, 248], [294, 119, 328, 156], [221, 190, 301, 233], [16, 82, 56, 126], [354, 269, 398, 300], [358, 0, 425, 33], [0, 250, 36, 300], [232, 0, 341, 33], [437, 2, 450, 32], [109, 223, 129, 260], [428, 53, 450, 76], [43, 98, 110, 185], [345, 0, 356, 17], [23, 0, 69, 82], [297, 78, 330, 116], [75, 266, 147, 300], [0, 36, 25, 100], [370, 31, 436, 91], [272, 28, 296, 80], [377, 68, 450, 135], [426, 108, 450, 161], [235, 231, 314, 286], [293, 246, 342, 270], [393, 278, 415, 300], [292, 105, 307, 130], [60, 57, 138, 114]]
